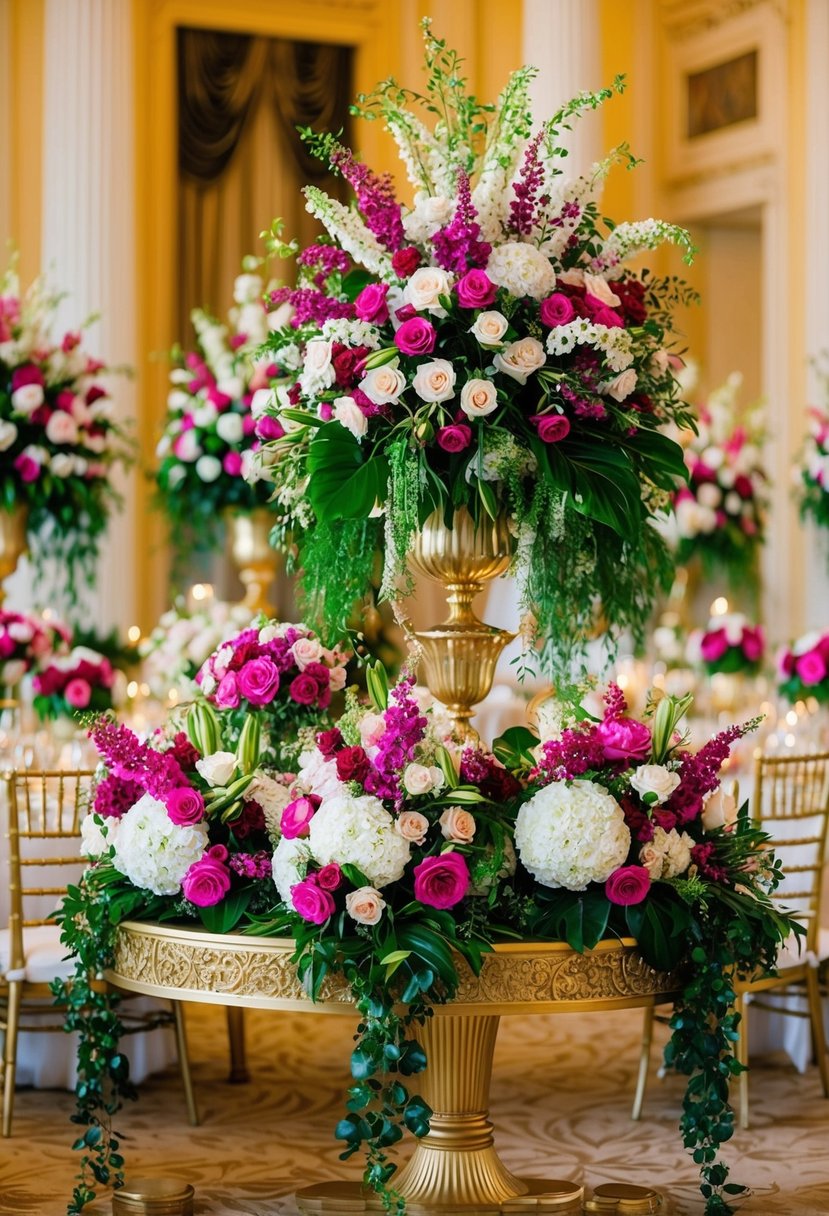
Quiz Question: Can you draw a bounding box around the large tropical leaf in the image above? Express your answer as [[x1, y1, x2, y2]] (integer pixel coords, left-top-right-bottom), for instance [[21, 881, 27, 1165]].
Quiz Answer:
[[307, 426, 390, 522], [546, 439, 642, 537], [617, 427, 689, 490]]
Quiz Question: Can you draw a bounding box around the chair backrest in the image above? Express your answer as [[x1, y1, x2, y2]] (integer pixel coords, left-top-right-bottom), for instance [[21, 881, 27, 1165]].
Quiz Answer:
[[2, 769, 95, 975], [753, 749, 829, 954]]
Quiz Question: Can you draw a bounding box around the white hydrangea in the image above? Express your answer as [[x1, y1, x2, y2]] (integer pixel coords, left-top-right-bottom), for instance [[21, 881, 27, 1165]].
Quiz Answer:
[[111, 794, 209, 896], [297, 747, 345, 801], [80, 812, 117, 859], [272, 836, 312, 904], [486, 241, 556, 301], [308, 794, 411, 889], [321, 318, 382, 350], [514, 780, 630, 891]]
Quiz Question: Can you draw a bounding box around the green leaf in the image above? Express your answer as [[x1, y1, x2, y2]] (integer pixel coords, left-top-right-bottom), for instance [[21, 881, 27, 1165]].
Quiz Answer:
[[307, 426, 390, 522], [492, 726, 539, 772], [545, 439, 642, 536], [197, 887, 253, 935], [396, 924, 458, 990]]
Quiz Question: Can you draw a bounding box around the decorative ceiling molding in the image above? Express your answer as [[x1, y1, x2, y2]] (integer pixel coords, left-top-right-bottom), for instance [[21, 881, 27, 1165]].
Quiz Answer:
[[658, 0, 788, 40]]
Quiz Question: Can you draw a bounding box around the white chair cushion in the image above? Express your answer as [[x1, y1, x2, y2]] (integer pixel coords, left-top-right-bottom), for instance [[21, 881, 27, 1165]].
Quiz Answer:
[[776, 925, 829, 972], [0, 924, 76, 984]]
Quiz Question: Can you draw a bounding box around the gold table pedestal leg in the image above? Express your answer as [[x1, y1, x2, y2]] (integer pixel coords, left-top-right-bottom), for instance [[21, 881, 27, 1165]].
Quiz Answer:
[[296, 1014, 583, 1215]]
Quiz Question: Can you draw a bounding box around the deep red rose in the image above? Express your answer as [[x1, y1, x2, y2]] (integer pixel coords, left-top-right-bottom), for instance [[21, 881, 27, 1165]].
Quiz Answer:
[[336, 745, 371, 784], [392, 246, 422, 278], [289, 673, 319, 705], [613, 278, 647, 325], [316, 727, 344, 758], [315, 863, 343, 891]]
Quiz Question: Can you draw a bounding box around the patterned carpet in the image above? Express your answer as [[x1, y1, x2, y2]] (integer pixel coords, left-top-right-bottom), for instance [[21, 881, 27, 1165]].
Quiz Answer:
[[3, 1002, 829, 1216]]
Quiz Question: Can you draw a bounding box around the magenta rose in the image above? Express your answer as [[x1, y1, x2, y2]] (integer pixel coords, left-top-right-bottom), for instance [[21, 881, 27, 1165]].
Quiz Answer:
[[598, 717, 652, 763], [456, 269, 496, 309], [315, 863, 343, 891], [166, 786, 206, 826], [605, 865, 651, 906], [354, 282, 390, 325], [280, 796, 317, 839], [255, 415, 285, 442], [291, 879, 335, 924], [223, 451, 243, 476], [289, 673, 319, 705], [395, 316, 437, 356], [700, 629, 728, 663], [336, 745, 371, 784], [11, 364, 43, 390], [742, 628, 764, 662], [796, 650, 827, 686], [238, 656, 280, 707], [413, 852, 470, 910], [436, 423, 472, 453], [539, 292, 576, 327], [530, 414, 571, 444], [182, 853, 231, 907], [64, 677, 92, 709], [215, 672, 241, 709], [392, 246, 421, 278], [14, 453, 40, 483]]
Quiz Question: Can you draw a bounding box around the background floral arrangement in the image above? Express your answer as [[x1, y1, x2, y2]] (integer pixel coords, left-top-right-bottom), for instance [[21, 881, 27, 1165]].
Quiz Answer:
[[154, 267, 282, 567], [0, 259, 131, 604], [139, 599, 253, 700], [32, 644, 121, 720], [686, 612, 765, 676], [249, 23, 696, 678], [672, 372, 767, 596], [0, 607, 69, 690], [794, 359, 829, 554], [777, 628, 829, 704]]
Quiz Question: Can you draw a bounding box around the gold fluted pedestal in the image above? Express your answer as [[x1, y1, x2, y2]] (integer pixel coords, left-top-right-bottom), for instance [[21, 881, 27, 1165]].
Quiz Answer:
[[107, 927, 678, 1216], [0, 504, 28, 605], [224, 507, 278, 615]]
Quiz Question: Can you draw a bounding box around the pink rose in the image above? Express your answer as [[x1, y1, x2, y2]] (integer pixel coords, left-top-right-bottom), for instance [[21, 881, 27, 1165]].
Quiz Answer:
[[14, 453, 40, 483], [436, 423, 472, 452], [345, 886, 386, 925], [456, 269, 496, 309], [395, 810, 430, 845], [64, 678, 92, 709], [215, 672, 241, 709], [796, 650, 827, 686], [700, 629, 728, 663], [531, 414, 570, 444], [280, 796, 317, 839], [742, 627, 764, 662], [598, 717, 652, 763], [539, 293, 576, 327], [354, 282, 390, 325], [395, 316, 437, 356], [291, 879, 335, 924], [439, 807, 476, 843], [238, 656, 280, 707], [166, 786, 206, 826], [605, 865, 651, 905], [315, 863, 343, 891], [223, 451, 243, 476], [183, 852, 232, 907], [45, 411, 79, 445], [289, 673, 319, 705], [413, 852, 469, 909]]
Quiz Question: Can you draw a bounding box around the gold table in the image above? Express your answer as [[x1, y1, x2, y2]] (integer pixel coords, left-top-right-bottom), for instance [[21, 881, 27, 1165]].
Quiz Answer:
[[108, 923, 679, 1215]]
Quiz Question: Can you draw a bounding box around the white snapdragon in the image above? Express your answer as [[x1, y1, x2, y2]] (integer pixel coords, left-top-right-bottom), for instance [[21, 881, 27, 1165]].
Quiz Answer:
[[545, 320, 634, 372], [304, 185, 393, 278], [233, 273, 263, 305], [321, 318, 381, 350]]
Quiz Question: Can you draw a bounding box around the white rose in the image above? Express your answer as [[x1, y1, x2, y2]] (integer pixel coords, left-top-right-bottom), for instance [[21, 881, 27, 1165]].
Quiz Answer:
[[173, 430, 201, 462], [583, 272, 621, 307], [195, 751, 238, 787], [460, 378, 498, 418], [268, 302, 295, 331], [402, 763, 436, 796], [49, 453, 76, 477], [216, 412, 244, 444], [45, 411, 79, 445], [404, 266, 454, 315], [195, 454, 222, 482], [167, 389, 191, 411], [439, 806, 476, 843], [650, 349, 671, 374], [0, 420, 18, 450], [359, 365, 406, 405], [345, 886, 386, 925], [233, 273, 263, 305], [629, 764, 681, 806], [412, 358, 456, 403], [300, 338, 335, 391], [81, 812, 117, 859], [493, 337, 546, 385], [251, 387, 275, 419], [702, 786, 738, 832], [291, 637, 323, 669], [601, 369, 638, 402], [217, 376, 245, 401], [11, 383, 44, 414], [333, 395, 368, 440], [697, 483, 722, 508], [167, 464, 187, 488], [724, 491, 742, 515], [469, 311, 509, 346]]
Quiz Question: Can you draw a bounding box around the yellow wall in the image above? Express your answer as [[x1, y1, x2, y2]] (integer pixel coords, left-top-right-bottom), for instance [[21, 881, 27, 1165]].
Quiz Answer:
[[6, 0, 43, 282]]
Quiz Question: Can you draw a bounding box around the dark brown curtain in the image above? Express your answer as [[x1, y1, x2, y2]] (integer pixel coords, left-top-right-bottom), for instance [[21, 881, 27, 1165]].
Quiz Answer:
[[176, 29, 352, 345]]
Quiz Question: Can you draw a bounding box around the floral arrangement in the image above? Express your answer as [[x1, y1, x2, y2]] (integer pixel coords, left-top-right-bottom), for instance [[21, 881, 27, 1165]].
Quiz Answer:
[[155, 268, 282, 564], [32, 645, 120, 720], [794, 384, 829, 549], [0, 259, 131, 602], [139, 599, 254, 700], [0, 608, 69, 690], [249, 24, 696, 678], [687, 613, 765, 676], [777, 629, 829, 704], [672, 372, 766, 594]]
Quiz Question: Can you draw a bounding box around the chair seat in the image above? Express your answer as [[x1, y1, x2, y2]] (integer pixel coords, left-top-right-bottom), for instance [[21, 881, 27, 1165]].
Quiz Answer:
[[776, 926, 829, 972], [0, 924, 76, 985]]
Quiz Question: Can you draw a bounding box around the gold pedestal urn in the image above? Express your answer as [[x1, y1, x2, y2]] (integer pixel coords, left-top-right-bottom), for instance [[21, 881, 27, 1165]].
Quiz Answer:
[[225, 507, 278, 616], [408, 508, 515, 743], [0, 505, 28, 605]]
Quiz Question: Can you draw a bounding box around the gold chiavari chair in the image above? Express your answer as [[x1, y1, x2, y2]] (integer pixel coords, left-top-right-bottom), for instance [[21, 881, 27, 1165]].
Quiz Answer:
[[0, 769, 199, 1135]]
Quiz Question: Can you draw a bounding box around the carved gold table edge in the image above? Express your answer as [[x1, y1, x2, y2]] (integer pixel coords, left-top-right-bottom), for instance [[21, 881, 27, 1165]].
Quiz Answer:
[[107, 924, 679, 1215]]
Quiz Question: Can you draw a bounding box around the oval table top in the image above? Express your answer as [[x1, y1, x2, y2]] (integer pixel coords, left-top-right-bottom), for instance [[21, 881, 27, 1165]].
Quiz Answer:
[[108, 921, 680, 1016]]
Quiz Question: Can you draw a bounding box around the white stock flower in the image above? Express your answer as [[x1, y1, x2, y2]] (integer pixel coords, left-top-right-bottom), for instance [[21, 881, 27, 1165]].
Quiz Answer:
[[111, 794, 208, 896], [460, 378, 498, 418], [308, 793, 411, 889], [333, 396, 368, 440], [216, 412, 244, 444], [402, 193, 454, 244], [359, 365, 406, 405], [0, 420, 18, 450], [412, 359, 456, 403], [469, 311, 509, 346], [486, 242, 556, 301], [514, 780, 630, 891], [493, 337, 546, 384], [195, 455, 222, 482], [639, 827, 693, 880], [196, 751, 238, 787], [404, 266, 454, 315], [233, 273, 263, 305], [629, 764, 680, 806]]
